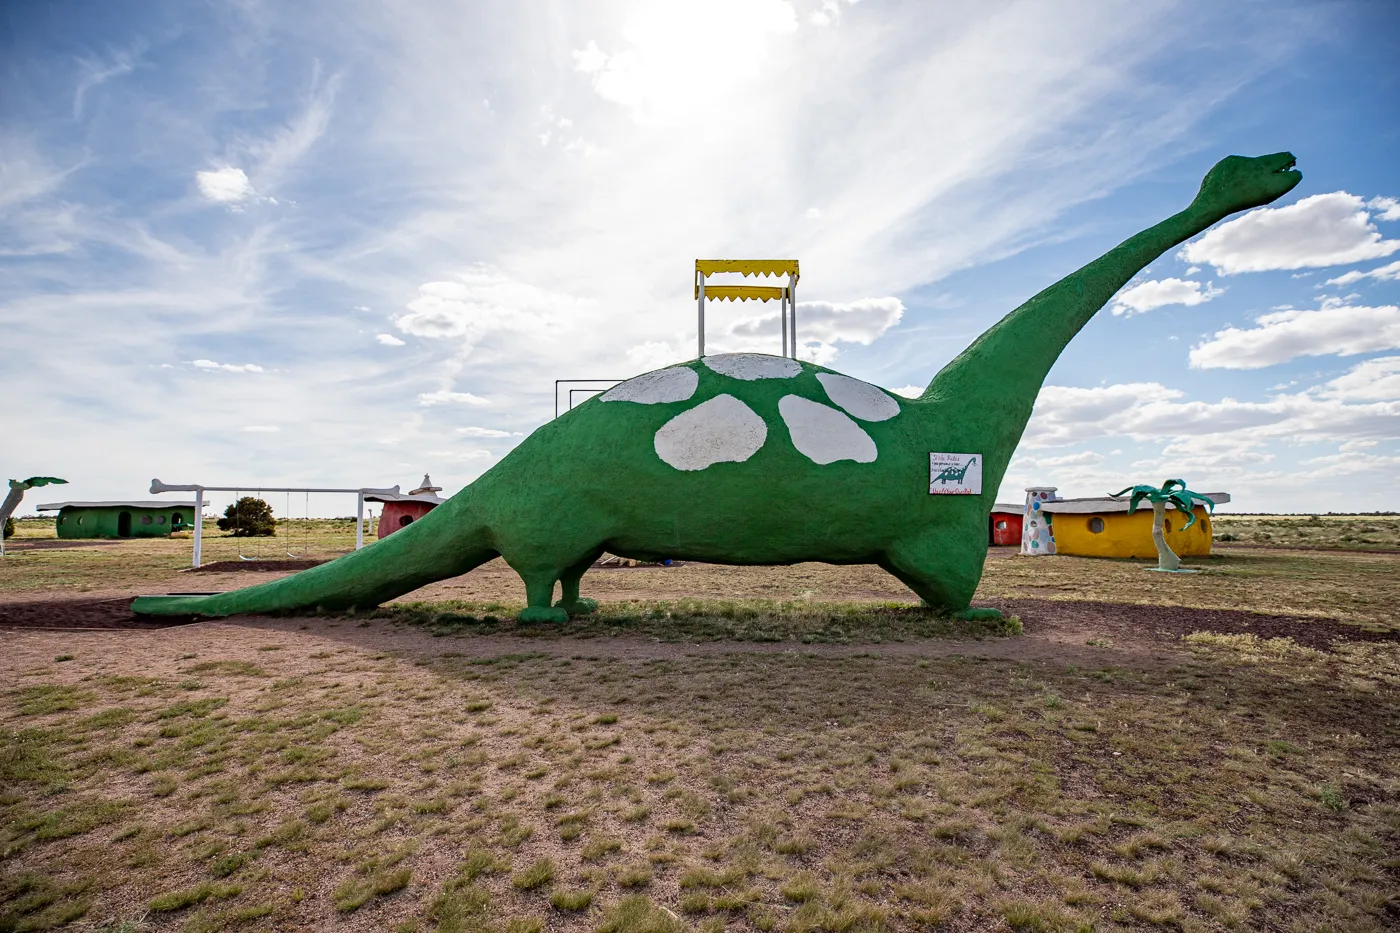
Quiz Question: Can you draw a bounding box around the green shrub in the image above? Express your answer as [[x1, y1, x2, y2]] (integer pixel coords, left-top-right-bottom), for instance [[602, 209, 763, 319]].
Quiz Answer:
[[216, 497, 276, 536]]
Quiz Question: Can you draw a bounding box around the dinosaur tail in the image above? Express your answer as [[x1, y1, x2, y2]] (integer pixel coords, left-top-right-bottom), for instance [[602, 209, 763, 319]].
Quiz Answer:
[[131, 494, 496, 617]]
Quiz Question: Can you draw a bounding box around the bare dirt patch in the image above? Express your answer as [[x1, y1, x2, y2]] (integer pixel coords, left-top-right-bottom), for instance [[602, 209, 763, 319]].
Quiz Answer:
[[0, 597, 191, 630], [190, 559, 327, 573]]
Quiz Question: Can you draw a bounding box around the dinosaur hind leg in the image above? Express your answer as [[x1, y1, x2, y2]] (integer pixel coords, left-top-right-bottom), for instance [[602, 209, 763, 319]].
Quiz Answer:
[[555, 547, 604, 615]]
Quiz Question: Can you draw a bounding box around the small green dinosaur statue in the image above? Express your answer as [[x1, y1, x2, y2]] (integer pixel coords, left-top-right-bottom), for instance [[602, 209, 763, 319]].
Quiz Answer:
[[132, 152, 1301, 622]]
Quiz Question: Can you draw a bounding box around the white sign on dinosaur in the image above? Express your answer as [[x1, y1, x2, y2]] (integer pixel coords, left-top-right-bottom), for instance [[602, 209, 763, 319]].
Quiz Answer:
[[929, 453, 981, 495]]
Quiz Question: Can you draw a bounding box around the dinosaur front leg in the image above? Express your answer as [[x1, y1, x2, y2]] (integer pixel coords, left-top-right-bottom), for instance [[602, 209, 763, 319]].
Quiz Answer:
[[518, 573, 569, 624], [880, 525, 1002, 620], [555, 548, 604, 615]]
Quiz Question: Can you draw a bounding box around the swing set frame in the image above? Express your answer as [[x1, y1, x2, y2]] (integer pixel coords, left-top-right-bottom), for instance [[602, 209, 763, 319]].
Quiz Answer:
[[149, 479, 400, 568]]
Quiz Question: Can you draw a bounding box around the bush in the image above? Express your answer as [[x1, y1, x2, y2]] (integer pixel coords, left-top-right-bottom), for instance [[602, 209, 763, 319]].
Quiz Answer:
[[216, 497, 276, 537], [3, 516, 13, 540]]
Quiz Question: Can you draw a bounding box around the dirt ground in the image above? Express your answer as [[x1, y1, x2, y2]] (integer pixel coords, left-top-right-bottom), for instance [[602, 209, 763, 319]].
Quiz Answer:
[[2, 548, 1397, 675], [3, 543, 1398, 932]]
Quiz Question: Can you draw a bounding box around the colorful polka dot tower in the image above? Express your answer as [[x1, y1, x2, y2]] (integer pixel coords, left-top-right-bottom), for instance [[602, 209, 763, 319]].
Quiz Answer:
[[1021, 487, 1059, 555]]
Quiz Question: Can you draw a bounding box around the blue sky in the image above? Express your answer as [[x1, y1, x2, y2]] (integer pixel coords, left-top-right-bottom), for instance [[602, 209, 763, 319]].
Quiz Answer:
[[3, 0, 1398, 517]]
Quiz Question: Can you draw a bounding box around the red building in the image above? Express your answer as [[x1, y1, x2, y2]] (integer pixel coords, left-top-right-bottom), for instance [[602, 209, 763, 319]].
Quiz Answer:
[[366, 475, 445, 539], [989, 503, 1024, 546]]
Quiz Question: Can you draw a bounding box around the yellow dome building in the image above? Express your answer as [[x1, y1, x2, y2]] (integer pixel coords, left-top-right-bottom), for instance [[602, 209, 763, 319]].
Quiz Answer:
[[1038, 491, 1229, 559]]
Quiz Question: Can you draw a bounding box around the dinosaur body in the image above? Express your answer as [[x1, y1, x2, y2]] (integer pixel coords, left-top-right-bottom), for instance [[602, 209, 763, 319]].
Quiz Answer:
[[132, 153, 1301, 622]]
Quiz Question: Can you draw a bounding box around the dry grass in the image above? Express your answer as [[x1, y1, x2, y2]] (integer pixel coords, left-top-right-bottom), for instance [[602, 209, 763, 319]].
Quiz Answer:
[[977, 547, 1400, 631], [0, 517, 362, 595], [1212, 513, 1400, 551], [2, 612, 1397, 931]]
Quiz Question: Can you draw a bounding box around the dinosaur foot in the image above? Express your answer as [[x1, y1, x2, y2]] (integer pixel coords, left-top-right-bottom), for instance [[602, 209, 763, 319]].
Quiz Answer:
[[954, 607, 1005, 622], [519, 606, 569, 624], [554, 597, 599, 616]]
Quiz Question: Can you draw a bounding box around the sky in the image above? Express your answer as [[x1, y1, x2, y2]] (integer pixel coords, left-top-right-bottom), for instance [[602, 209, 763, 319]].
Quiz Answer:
[[3, 0, 1398, 518]]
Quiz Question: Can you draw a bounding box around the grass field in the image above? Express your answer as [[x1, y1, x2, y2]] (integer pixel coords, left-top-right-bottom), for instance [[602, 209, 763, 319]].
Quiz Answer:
[[1210, 514, 1400, 551], [1, 518, 1397, 932]]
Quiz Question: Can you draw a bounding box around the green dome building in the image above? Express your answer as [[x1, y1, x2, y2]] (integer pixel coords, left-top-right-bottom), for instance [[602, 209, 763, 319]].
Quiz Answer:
[[37, 500, 199, 539]]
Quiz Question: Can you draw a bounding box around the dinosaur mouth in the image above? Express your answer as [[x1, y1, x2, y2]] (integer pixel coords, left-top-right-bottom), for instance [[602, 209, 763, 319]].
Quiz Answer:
[[1274, 157, 1298, 174]]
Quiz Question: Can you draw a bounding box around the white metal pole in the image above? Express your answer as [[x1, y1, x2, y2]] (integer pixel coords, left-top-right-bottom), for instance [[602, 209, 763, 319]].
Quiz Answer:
[[789, 278, 798, 359], [192, 488, 204, 568], [697, 273, 706, 358], [781, 292, 788, 357], [355, 492, 364, 550]]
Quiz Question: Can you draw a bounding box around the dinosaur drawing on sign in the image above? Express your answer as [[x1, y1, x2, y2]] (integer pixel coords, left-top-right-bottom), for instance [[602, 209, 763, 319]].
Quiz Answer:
[[933, 457, 978, 487], [133, 153, 1302, 622]]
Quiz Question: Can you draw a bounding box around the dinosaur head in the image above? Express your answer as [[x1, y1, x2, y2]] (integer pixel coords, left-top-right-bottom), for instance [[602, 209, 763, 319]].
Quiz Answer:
[[1190, 152, 1302, 219]]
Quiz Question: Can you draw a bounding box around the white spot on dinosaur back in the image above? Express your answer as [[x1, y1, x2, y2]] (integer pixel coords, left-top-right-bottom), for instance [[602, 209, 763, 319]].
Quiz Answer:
[[702, 353, 802, 380], [778, 395, 877, 465], [654, 394, 767, 471], [601, 366, 698, 404], [815, 373, 901, 422]]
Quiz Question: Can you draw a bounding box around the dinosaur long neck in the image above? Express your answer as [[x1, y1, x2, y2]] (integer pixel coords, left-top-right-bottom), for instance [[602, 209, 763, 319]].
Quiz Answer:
[[921, 201, 1221, 466]]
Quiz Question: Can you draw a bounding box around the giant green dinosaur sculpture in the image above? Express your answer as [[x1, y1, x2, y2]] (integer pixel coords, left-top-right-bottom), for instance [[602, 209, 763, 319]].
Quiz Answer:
[[133, 153, 1301, 622]]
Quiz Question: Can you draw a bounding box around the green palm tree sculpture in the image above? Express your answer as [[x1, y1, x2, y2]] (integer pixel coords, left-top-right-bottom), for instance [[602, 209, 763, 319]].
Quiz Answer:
[[1110, 478, 1213, 572]]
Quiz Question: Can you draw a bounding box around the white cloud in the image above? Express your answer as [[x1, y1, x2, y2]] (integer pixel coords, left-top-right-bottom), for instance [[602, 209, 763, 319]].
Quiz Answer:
[[1297, 450, 1400, 479], [796, 340, 840, 366], [1024, 383, 1183, 447], [375, 333, 406, 346], [242, 425, 280, 433], [195, 167, 255, 204], [1111, 277, 1222, 316], [1189, 304, 1400, 370], [429, 449, 494, 460], [1320, 356, 1400, 401], [1014, 450, 1105, 469], [394, 268, 589, 351], [190, 359, 264, 373], [626, 341, 682, 373], [73, 45, 142, 119], [1368, 196, 1400, 222], [888, 385, 923, 398], [456, 426, 520, 437], [1180, 192, 1400, 274], [811, 0, 858, 27], [1023, 381, 1400, 450], [730, 297, 903, 347], [572, 0, 798, 121], [245, 69, 340, 192], [1324, 259, 1400, 287], [417, 390, 489, 406]]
